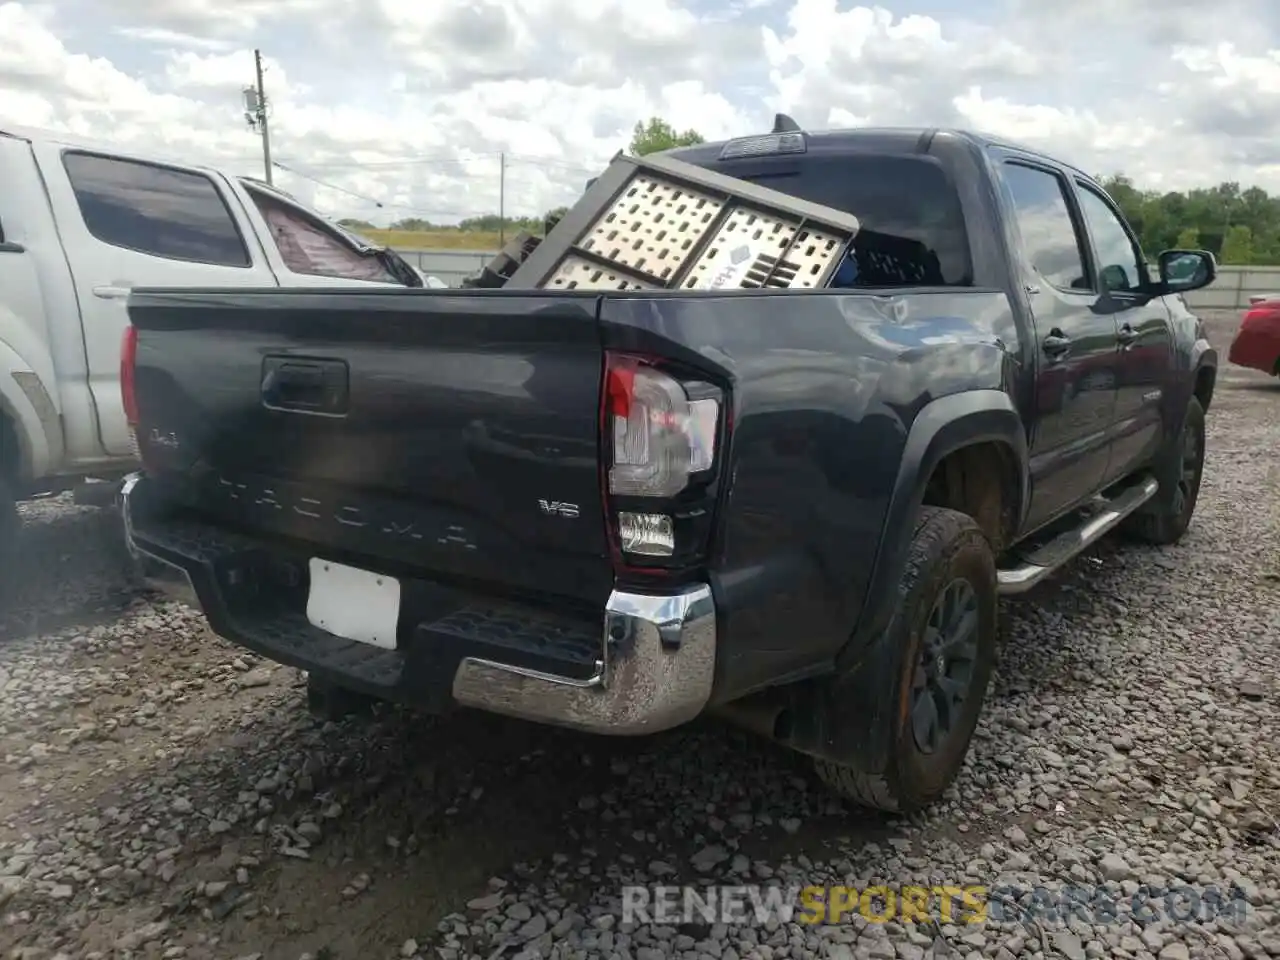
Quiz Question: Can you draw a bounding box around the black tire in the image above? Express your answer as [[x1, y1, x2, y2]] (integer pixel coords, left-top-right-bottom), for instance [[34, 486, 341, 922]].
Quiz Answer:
[[1120, 396, 1205, 546], [814, 506, 998, 813]]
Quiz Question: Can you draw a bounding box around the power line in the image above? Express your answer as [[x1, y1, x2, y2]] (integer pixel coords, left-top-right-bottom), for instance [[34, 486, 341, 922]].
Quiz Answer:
[[280, 153, 502, 170], [271, 161, 387, 207], [270, 153, 602, 176], [270, 161, 504, 218], [507, 154, 604, 174], [270, 154, 591, 224], [499, 152, 506, 246]]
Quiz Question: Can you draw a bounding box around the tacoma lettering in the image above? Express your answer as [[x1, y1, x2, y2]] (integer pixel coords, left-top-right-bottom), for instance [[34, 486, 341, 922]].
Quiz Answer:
[[214, 476, 435, 544]]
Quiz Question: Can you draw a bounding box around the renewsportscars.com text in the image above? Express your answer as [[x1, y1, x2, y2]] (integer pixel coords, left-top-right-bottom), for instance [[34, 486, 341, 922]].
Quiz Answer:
[[620, 884, 1251, 927]]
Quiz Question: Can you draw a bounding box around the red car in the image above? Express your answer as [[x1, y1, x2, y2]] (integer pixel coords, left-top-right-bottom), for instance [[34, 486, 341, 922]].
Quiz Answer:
[[1229, 298, 1280, 377]]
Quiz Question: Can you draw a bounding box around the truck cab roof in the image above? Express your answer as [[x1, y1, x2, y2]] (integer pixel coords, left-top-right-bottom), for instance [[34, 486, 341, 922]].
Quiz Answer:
[[666, 125, 1095, 184], [0, 121, 233, 177]]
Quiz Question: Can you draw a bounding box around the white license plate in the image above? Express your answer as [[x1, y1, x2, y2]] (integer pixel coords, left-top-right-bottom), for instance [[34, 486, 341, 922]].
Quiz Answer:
[[306, 558, 401, 649]]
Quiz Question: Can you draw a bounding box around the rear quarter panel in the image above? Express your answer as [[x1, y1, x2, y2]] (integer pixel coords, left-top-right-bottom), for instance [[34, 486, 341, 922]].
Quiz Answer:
[[1229, 301, 1280, 375], [599, 288, 1022, 699]]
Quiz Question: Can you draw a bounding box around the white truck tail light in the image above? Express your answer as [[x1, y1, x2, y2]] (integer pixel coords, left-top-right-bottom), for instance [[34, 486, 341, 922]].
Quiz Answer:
[[618, 511, 675, 556], [121, 324, 139, 427], [120, 324, 155, 470], [604, 355, 719, 499]]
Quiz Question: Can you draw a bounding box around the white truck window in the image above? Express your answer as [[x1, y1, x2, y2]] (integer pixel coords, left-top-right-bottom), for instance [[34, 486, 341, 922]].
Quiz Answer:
[[62, 152, 251, 268], [249, 190, 396, 283]]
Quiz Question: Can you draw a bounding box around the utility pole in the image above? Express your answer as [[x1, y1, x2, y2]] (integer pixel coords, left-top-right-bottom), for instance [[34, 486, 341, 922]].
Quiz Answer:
[[243, 49, 272, 184], [497, 153, 507, 247]]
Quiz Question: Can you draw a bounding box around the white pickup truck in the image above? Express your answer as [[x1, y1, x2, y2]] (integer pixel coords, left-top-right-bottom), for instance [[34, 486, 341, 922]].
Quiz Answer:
[[0, 123, 429, 556]]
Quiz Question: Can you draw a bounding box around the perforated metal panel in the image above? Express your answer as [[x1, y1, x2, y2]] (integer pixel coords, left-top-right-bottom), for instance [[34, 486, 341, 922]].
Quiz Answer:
[[680, 207, 844, 290], [545, 256, 656, 291], [575, 175, 725, 284], [509, 151, 860, 293]]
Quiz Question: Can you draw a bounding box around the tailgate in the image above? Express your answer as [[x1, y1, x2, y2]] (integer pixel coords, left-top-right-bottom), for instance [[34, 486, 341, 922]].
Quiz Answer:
[[127, 289, 612, 606]]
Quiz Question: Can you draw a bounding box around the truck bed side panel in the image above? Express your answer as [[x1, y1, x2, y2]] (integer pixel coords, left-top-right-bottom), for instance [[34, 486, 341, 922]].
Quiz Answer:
[[598, 288, 1020, 699]]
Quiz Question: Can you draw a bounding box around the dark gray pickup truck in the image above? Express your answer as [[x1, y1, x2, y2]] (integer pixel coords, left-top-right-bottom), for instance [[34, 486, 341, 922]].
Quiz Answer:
[[118, 121, 1218, 813]]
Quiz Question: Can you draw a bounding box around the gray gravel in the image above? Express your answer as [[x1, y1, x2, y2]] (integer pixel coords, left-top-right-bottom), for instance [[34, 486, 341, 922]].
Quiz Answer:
[[0, 310, 1277, 960]]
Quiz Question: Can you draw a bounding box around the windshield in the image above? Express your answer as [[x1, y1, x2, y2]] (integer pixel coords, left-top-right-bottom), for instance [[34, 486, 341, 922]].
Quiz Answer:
[[688, 153, 973, 288]]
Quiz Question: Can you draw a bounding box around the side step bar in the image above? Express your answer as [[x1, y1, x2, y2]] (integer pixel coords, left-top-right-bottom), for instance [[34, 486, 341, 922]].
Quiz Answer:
[[997, 475, 1159, 595]]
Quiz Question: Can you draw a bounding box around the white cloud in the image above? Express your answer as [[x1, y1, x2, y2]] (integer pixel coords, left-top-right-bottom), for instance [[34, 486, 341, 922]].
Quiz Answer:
[[1, 0, 1279, 229], [112, 26, 233, 52], [101, 0, 332, 35], [164, 51, 298, 96]]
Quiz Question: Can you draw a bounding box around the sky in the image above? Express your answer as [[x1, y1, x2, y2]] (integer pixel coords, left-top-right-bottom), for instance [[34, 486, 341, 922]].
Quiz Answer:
[[3, 0, 1280, 227]]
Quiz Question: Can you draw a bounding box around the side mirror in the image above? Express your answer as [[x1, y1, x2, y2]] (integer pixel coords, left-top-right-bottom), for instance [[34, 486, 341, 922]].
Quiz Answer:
[[1157, 249, 1216, 294]]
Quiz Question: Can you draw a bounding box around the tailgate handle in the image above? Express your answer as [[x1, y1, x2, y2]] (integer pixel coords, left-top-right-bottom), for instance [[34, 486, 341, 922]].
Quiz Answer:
[[261, 357, 349, 416]]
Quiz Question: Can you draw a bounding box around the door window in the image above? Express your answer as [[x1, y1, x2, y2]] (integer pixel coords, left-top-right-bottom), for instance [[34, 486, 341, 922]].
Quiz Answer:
[[1075, 183, 1146, 292], [62, 152, 251, 267], [1001, 163, 1089, 292], [248, 190, 397, 283]]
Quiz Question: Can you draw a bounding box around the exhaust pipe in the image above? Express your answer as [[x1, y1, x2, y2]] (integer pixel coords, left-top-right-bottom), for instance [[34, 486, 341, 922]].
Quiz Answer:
[[712, 691, 795, 743]]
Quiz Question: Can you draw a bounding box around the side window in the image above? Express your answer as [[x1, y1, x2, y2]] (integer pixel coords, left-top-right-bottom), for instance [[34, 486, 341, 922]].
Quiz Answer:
[[62, 152, 250, 267], [249, 191, 396, 283], [1001, 163, 1089, 292], [1075, 183, 1145, 292], [728, 155, 972, 287]]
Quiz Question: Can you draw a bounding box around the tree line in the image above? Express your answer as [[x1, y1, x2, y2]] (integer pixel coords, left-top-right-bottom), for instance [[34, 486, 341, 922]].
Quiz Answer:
[[343, 117, 1280, 264], [340, 213, 568, 234], [1100, 175, 1280, 265]]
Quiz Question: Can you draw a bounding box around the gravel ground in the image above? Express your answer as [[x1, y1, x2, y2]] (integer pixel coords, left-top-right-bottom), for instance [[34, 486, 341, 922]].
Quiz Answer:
[[1, 309, 1277, 960]]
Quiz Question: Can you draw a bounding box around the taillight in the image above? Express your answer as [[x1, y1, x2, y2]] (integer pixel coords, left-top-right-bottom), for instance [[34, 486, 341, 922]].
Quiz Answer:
[[601, 353, 724, 569], [121, 324, 139, 426], [120, 324, 154, 470], [1243, 305, 1280, 327], [606, 357, 718, 497]]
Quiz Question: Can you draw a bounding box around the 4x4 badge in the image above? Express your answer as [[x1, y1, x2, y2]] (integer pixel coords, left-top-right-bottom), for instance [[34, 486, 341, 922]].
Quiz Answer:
[[538, 499, 579, 519]]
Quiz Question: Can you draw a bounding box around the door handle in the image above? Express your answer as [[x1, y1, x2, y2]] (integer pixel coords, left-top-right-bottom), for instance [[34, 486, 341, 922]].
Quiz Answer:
[[1042, 332, 1071, 358], [92, 284, 133, 300], [1117, 324, 1139, 348], [261, 356, 349, 416]]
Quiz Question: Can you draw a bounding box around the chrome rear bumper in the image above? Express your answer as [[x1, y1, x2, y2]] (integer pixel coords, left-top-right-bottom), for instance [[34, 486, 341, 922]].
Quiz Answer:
[[118, 471, 717, 734], [118, 473, 199, 607], [451, 585, 715, 734]]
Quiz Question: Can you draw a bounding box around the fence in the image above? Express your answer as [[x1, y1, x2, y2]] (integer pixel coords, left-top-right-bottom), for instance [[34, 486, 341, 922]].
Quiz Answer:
[[1182, 265, 1280, 310], [396, 248, 500, 287], [393, 248, 1280, 310]]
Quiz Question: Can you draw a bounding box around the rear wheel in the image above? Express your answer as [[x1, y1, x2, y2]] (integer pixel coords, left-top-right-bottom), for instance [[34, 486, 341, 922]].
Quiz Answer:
[[814, 506, 998, 813], [1120, 395, 1205, 546]]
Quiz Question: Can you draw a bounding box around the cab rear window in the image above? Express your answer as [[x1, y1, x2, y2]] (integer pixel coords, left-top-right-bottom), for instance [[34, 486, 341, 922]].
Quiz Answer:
[[690, 153, 972, 288]]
